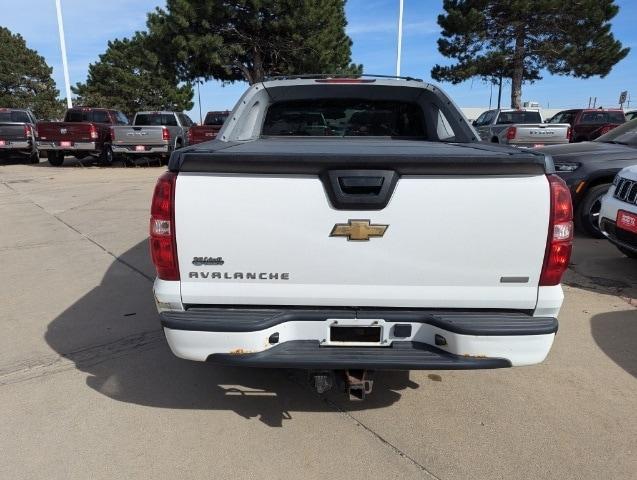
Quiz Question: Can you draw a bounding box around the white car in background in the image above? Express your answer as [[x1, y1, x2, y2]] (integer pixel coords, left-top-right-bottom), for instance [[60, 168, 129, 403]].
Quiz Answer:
[[599, 165, 637, 258]]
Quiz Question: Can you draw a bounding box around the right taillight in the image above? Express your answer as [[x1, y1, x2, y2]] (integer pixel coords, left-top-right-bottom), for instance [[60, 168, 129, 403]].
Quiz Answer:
[[539, 175, 573, 286], [149, 171, 179, 280], [506, 126, 517, 140], [110, 126, 115, 141], [566, 126, 572, 140]]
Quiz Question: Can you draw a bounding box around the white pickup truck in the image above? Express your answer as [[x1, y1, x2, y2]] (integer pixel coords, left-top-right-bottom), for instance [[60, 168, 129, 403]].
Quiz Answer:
[[150, 76, 572, 399]]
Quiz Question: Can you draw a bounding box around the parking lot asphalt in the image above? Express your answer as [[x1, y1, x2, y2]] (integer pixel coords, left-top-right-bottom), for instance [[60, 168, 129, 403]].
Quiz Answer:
[[1, 159, 636, 480]]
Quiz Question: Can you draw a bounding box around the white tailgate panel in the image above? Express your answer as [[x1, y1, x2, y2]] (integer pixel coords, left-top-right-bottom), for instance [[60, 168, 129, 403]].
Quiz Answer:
[[176, 173, 549, 309]]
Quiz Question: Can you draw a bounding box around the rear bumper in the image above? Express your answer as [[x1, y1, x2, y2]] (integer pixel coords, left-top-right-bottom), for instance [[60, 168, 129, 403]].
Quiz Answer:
[[160, 308, 558, 369], [37, 141, 96, 151], [0, 140, 30, 150], [599, 191, 637, 253], [112, 144, 170, 154], [510, 141, 570, 148]]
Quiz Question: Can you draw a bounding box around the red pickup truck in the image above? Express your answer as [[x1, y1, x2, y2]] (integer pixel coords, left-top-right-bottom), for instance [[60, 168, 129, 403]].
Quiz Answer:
[[187, 111, 229, 144], [548, 108, 626, 142], [37, 107, 129, 166]]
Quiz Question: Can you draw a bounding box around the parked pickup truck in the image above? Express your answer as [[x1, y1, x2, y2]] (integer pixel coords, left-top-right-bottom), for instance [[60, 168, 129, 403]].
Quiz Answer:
[[151, 76, 572, 400], [188, 111, 229, 145], [548, 108, 626, 143], [0, 108, 39, 164], [37, 107, 129, 166], [473, 108, 571, 147], [111, 111, 194, 163]]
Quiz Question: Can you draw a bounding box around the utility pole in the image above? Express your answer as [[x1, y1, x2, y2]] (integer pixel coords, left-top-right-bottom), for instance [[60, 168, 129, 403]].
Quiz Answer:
[[55, 0, 72, 108], [395, 0, 404, 77]]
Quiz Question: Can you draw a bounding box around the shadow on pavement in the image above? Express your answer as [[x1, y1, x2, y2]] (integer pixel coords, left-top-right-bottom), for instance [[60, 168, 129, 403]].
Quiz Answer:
[[29, 156, 164, 168], [590, 310, 637, 379], [45, 240, 414, 425]]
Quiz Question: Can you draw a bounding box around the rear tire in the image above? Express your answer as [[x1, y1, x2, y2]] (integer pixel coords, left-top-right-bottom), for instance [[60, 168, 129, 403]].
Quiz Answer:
[[617, 246, 637, 259], [29, 148, 40, 164], [576, 183, 610, 238], [47, 151, 64, 166], [100, 145, 113, 166]]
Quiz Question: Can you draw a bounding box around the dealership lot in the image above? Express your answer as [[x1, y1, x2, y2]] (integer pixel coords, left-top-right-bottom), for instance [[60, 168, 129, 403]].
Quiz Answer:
[[0, 161, 635, 480]]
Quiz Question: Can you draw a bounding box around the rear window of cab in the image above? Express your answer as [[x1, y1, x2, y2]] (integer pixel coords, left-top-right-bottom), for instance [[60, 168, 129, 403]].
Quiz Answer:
[[261, 99, 426, 138]]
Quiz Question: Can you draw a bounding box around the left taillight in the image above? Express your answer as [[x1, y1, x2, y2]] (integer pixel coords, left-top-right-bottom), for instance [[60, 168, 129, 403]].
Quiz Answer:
[[162, 126, 170, 141], [506, 126, 517, 140], [150, 171, 179, 280], [539, 175, 573, 286]]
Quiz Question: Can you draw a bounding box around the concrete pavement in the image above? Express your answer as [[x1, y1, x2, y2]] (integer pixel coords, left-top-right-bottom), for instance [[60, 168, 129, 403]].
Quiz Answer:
[[1, 161, 635, 479]]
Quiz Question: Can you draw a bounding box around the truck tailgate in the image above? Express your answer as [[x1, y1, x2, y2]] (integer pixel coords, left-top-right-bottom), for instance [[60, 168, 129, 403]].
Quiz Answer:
[[0, 123, 27, 141], [112, 126, 166, 145], [512, 123, 570, 145], [37, 122, 94, 142], [173, 139, 550, 310]]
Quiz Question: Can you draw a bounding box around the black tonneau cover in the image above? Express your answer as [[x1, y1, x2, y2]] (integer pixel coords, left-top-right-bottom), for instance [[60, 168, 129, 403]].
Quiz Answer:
[[169, 138, 553, 175]]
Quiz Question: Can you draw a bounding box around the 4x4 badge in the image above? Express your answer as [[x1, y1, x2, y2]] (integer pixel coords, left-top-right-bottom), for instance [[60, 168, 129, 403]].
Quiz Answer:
[[330, 220, 388, 241]]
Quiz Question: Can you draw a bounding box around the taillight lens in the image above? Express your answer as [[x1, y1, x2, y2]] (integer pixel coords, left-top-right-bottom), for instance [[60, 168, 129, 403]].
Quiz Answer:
[[162, 126, 170, 141], [24, 124, 32, 137], [149, 171, 179, 280], [566, 127, 572, 140], [539, 175, 573, 286], [110, 126, 115, 141], [506, 126, 517, 140], [89, 124, 98, 140], [187, 128, 193, 143]]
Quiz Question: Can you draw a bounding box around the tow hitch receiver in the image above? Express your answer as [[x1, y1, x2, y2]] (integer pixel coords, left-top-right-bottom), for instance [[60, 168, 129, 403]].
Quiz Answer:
[[344, 370, 375, 401], [309, 369, 375, 400]]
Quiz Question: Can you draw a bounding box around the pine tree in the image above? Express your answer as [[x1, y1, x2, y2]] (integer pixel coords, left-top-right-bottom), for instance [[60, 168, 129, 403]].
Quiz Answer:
[[0, 27, 65, 119], [72, 33, 194, 117], [432, 0, 629, 108], [146, 0, 362, 84]]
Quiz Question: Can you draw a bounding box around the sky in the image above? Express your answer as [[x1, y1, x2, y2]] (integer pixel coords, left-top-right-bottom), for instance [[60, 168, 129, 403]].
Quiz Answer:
[[2, 0, 636, 120]]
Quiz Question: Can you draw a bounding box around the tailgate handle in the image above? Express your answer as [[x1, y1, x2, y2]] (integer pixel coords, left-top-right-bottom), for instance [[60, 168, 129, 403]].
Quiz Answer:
[[338, 176, 384, 195], [321, 170, 399, 210]]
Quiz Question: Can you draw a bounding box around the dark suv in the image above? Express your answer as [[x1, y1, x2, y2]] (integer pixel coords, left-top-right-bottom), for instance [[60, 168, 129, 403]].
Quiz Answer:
[[549, 109, 626, 143], [538, 119, 637, 237]]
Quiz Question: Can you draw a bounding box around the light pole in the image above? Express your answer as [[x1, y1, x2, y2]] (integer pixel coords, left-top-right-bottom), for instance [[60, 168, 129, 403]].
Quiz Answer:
[[395, 0, 404, 77], [197, 80, 203, 124], [55, 0, 72, 108]]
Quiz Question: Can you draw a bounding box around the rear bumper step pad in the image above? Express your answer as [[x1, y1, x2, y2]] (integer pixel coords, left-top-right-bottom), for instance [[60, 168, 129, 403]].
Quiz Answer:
[[161, 308, 557, 336], [207, 340, 511, 370]]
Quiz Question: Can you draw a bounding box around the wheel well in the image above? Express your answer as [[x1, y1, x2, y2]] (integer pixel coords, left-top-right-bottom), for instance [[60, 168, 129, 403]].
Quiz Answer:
[[584, 176, 614, 192]]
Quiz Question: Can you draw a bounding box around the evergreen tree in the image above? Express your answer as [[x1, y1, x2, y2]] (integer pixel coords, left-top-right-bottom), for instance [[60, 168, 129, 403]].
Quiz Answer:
[[432, 0, 629, 108], [73, 33, 193, 116], [0, 27, 64, 119], [146, 0, 362, 84]]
